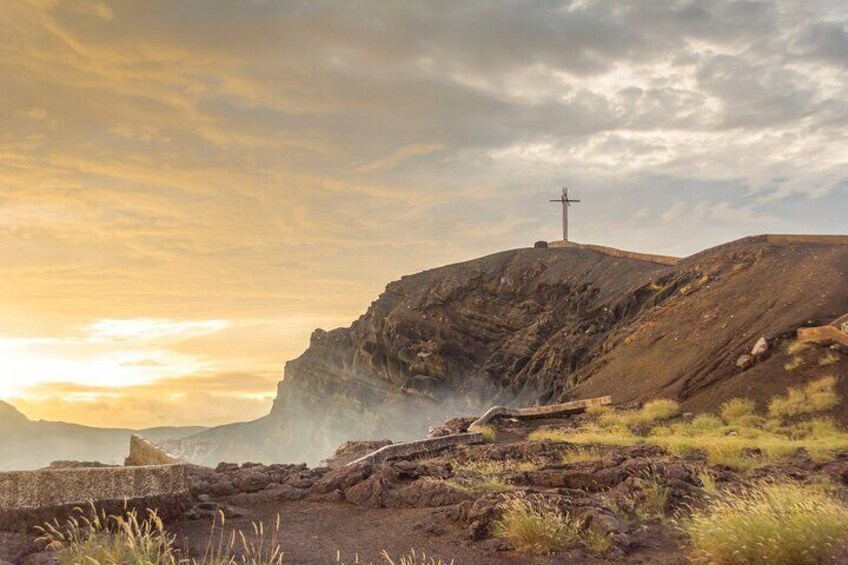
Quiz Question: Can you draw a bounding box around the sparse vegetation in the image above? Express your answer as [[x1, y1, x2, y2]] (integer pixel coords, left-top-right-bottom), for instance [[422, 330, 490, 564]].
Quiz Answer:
[[784, 356, 803, 371], [583, 525, 613, 555], [719, 398, 756, 423], [492, 496, 582, 555], [38, 506, 176, 565], [530, 381, 848, 470], [469, 424, 497, 443], [786, 340, 811, 356], [38, 506, 284, 565], [560, 446, 602, 464], [768, 376, 839, 418], [683, 481, 848, 565], [378, 549, 455, 565], [818, 350, 840, 366]]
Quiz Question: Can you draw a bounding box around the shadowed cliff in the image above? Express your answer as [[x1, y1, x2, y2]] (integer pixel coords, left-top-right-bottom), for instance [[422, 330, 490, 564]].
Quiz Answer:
[[165, 236, 848, 466]]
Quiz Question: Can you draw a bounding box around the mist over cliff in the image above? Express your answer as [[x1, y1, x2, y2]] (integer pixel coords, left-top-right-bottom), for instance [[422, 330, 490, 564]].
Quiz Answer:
[[164, 236, 848, 466]]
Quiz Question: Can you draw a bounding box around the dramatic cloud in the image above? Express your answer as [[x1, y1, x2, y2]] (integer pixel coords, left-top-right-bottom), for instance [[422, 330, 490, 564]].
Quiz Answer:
[[0, 0, 845, 426]]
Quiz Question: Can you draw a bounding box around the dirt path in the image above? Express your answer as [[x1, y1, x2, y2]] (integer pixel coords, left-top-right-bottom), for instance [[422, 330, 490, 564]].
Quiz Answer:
[[170, 501, 688, 565]]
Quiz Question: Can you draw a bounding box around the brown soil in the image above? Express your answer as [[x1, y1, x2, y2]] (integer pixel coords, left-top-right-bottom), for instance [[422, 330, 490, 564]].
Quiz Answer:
[[169, 500, 689, 565]]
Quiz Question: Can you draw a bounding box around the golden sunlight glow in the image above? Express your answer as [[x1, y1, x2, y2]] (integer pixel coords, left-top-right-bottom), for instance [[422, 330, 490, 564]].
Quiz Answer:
[[0, 319, 226, 399]]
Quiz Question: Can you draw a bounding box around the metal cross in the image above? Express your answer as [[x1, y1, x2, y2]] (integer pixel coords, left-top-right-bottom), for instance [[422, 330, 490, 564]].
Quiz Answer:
[[549, 187, 581, 242]]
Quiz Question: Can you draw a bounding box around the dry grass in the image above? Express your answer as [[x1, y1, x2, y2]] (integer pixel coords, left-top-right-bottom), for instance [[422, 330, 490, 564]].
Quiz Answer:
[[683, 481, 848, 564], [469, 424, 497, 443], [492, 496, 582, 555], [786, 340, 812, 356], [768, 376, 839, 418], [818, 351, 840, 366], [38, 506, 176, 565], [560, 446, 602, 464], [719, 398, 756, 423], [784, 356, 803, 371], [38, 506, 284, 565], [378, 549, 455, 565], [531, 382, 848, 471]]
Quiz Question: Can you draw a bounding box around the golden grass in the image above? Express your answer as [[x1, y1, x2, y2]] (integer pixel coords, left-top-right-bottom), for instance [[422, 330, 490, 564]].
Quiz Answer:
[[38, 506, 284, 565], [784, 356, 803, 371], [786, 340, 812, 356], [560, 446, 602, 464], [818, 351, 840, 366], [492, 496, 582, 555], [378, 549, 455, 565], [768, 376, 839, 418], [683, 481, 848, 564], [469, 424, 497, 443], [38, 506, 176, 565], [719, 398, 756, 422]]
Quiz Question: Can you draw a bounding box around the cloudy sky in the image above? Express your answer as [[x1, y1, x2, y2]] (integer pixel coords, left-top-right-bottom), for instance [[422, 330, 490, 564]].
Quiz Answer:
[[1, 0, 846, 428]]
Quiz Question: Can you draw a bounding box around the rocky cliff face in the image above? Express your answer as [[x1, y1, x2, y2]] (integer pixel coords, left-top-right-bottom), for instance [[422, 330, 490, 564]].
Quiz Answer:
[[167, 237, 848, 467]]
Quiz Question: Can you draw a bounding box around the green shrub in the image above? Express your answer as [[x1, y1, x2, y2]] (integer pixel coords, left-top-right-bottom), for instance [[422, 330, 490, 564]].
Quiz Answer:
[[492, 497, 582, 555], [640, 399, 680, 422], [768, 376, 839, 418], [684, 481, 848, 564], [470, 424, 497, 443], [719, 398, 756, 422], [691, 414, 723, 432]]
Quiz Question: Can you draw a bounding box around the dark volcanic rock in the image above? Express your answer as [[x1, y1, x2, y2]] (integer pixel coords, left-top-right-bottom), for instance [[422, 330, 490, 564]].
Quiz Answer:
[[165, 239, 848, 466]]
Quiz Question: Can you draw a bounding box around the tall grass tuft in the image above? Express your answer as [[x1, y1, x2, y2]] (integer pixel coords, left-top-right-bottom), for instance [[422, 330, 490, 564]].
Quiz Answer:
[[492, 496, 582, 555], [683, 481, 848, 565], [768, 376, 839, 418], [37, 505, 284, 565], [37, 504, 176, 565]]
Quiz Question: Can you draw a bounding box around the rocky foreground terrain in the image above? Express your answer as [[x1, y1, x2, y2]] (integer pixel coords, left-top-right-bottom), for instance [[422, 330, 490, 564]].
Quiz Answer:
[[166, 236, 848, 466], [6, 386, 848, 564]]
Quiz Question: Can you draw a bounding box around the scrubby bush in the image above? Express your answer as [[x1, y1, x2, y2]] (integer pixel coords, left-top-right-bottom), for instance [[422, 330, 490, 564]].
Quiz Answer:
[[719, 398, 756, 423], [684, 481, 848, 564], [768, 376, 839, 418], [640, 399, 680, 422], [492, 496, 582, 555], [38, 506, 285, 565], [469, 424, 497, 443], [690, 414, 723, 432]]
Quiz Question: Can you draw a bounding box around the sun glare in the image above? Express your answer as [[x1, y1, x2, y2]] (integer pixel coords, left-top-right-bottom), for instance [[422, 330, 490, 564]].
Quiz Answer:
[[0, 318, 228, 400]]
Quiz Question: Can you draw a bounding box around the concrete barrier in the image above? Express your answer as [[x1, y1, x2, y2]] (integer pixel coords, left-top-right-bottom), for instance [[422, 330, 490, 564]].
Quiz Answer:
[[349, 397, 612, 466], [468, 396, 612, 429], [547, 241, 679, 266], [125, 434, 183, 466], [348, 433, 485, 466], [0, 464, 190, 531]]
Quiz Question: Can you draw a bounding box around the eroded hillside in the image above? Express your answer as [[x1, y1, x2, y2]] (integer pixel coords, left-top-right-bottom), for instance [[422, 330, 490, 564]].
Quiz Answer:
[[167, 236, 848, 467]]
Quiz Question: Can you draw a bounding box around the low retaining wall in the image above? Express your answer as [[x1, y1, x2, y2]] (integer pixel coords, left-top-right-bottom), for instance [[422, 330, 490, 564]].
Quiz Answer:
[[349, 433, 485, 466], [125, 434, 183, 466], [798, 319, 848, 348], [547, 241, 679, 266], [1, 438, 191, 531], [469, 396, 612, 429], [349, 397, 612, 466]]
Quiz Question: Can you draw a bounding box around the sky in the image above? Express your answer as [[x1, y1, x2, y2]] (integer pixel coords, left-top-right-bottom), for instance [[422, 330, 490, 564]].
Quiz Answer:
[[1, 0, 846, 429]]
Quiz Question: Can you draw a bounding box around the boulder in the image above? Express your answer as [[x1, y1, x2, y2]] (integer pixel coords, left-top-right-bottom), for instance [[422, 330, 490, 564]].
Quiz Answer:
[[736, 354, 754, 369], [751, 336, 768, 356]]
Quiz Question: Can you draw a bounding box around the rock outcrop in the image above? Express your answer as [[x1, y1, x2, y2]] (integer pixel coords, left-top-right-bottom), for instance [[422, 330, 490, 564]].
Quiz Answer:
[[167, 236, 848, 466]]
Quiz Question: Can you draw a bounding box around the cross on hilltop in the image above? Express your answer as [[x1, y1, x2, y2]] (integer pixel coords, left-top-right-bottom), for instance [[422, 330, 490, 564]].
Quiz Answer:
[[549, 187, 580, 242]]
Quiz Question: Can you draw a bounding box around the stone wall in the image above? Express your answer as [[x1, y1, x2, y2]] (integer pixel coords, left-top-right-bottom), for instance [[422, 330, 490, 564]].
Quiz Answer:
[[125, 434, 183, 466], [0, 439, 190, 531], [547, 241, 680, 266]]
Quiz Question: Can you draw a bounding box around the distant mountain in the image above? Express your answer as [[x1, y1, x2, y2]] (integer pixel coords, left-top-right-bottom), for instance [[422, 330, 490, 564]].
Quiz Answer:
[[0, 400, 206, 471], [166, 235, 848, 467]]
